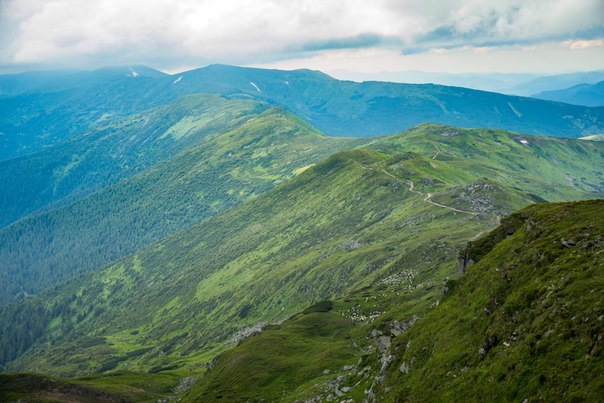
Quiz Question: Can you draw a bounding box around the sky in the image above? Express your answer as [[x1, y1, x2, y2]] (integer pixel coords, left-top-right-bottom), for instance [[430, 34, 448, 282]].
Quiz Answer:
[[0, 0, 603, 76]]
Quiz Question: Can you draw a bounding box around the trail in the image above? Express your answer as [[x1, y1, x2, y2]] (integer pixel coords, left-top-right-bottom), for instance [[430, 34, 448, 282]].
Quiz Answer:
[[381, 168, 476, 215], [405, 178, 476, 215], [382, 168, 503, 241]]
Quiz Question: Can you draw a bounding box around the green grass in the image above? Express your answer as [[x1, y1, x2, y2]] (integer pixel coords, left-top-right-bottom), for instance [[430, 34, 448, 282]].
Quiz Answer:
[[1, 124, 602, 397], [379, 200, 604, 401], [0, 371, 181, 402], [190, 200, 604, 402], [0, 101, 364, 306]]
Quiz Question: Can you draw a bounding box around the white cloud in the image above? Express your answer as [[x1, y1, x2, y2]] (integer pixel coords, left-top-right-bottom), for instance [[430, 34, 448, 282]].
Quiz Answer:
[[0, 0, 603, 73]]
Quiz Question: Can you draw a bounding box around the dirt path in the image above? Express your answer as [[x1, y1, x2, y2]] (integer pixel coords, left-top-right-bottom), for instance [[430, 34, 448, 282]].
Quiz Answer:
[[402, 177, 477, 215], [382, 169, 502, 240], [382, 168, 476, 215]]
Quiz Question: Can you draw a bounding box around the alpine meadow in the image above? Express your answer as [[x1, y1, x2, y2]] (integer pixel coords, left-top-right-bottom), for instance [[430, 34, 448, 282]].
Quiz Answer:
[[0, 1, 603, 402]]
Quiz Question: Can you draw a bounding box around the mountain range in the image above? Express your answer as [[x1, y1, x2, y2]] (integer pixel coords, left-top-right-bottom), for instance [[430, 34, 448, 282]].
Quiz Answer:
[[534, 80, 604, 107], [2, 64, 604, 161], [0, 64, 602, 401]]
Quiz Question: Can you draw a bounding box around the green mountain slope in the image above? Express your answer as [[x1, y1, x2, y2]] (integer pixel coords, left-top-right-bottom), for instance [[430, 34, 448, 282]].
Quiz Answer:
[[1, 125, 601, 378], [190, 200, 603, 402], [379, 200, 604, 401], [0, 371, 180, 402], [0, 94, 267, 228], [0, 105, 360, 305]]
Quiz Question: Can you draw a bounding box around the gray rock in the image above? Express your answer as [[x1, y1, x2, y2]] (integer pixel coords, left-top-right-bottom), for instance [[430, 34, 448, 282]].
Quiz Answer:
[[376, 335, 391, 354], [399, 361, 409, 374]]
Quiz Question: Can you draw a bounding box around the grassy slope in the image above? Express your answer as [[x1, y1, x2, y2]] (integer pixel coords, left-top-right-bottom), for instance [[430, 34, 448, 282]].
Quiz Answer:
[[0, 105, 361, 305], [0, 371, 180, 402], [2, 125, 602, 381], [379, 200, 604, 401], [192, 200, 603, 402]]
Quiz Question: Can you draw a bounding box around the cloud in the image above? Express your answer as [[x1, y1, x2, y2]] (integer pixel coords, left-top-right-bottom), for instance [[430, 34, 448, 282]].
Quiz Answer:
[[0, 0, 603, 72], [297, 34, 401, 52], [412, 0, 604, 52]]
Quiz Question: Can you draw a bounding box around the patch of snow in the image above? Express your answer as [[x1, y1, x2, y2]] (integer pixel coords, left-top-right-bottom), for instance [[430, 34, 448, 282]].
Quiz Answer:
[[284, 80, 289, 85], [519, 138, 529, 145], [130, 69, 139, 78], [250, 81, 261, 93], [507, 102, 522, 118], [173, 76, 183, 84]]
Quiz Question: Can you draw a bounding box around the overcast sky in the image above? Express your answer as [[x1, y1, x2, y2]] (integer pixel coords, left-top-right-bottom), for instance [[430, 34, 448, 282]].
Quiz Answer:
[[0, 0, 603, 75]]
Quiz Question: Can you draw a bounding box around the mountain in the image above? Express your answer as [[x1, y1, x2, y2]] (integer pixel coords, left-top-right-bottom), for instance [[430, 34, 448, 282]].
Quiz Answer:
[[0, 65, 166, 97], [509, 71, 604, 96], [1, 124, 601, 378], [190, 200, 603, 401], [0, 93, 267, 228], [0, 66, 167, 160], [328, 69, 538, 93], [533, 81, 604, 107], [162, 64, 604, 138], [328, 69, 604, 96], [0, 99, 361, 305], [2, 64, 604, 161]]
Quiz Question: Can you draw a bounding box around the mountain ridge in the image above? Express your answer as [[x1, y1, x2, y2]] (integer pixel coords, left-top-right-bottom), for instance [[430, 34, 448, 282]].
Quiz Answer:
[[2, 64, 604, 161], [1, 123, 601, 377]]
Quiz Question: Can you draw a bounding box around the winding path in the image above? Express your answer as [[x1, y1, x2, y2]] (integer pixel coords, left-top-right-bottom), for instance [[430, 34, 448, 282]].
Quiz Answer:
[[381, 168, 476, 215]]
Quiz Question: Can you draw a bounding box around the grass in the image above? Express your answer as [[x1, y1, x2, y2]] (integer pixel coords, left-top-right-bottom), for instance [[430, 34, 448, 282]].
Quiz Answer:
[[380, 200, 604, 401], [1, 124, 602, 400]]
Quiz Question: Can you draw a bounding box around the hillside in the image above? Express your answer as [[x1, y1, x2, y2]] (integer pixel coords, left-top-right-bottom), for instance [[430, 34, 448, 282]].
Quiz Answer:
[[0, 67, 167, 160], [192, 200, 604, 401], [0, 104, 361, 305], [0, 94, 267, 228], [379, 200, 604, 400], [533, 80, 604, 107], [1, 124, 602, 378], [2, 64, 604, 161]]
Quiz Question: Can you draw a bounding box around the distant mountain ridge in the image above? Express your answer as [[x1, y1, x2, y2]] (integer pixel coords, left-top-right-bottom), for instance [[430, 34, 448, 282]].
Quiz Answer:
[[2, 64, 604, 160], [533, 80, 604, 107]]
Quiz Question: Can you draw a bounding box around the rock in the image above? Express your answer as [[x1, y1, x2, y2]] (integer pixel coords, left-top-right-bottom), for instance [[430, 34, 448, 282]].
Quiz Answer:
[[399, 361, 410, 374], [371, 329, 383, 337], [341, 386, 352, 393], [376, 336, 391, 354], [323, 369, 331, 375], [343, 365, 355, 371], [390, 317, 418, 336], [561, 238, 576, 247]]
